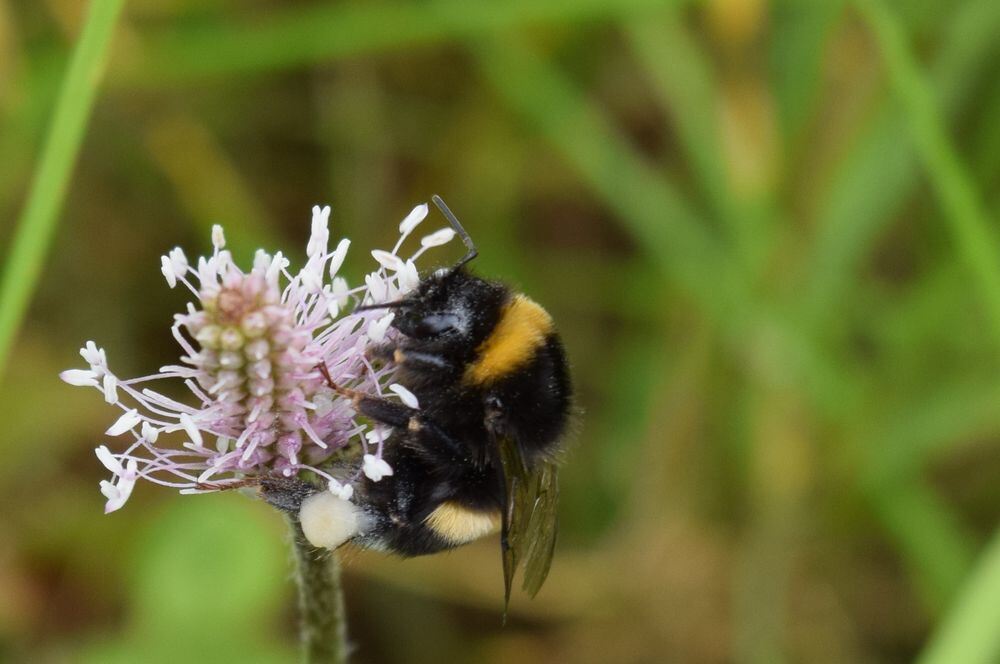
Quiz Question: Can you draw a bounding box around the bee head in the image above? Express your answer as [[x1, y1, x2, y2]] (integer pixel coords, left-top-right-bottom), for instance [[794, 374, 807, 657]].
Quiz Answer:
[[391, 268, 507, 344], [354, 196, 508, 346]]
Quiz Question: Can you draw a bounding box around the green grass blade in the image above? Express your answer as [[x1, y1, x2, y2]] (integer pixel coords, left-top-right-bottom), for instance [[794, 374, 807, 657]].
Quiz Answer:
[[804, 0, 1000, 325], [970, 75, 1000, 196], [869, 378, 1000, 482], [870, 478, 977, 609], [769, 0, 846, 150], [625, 14, 780, 278], [624, 16, 734, 227], [917, 529, 1000, 664], [857, 0, 1000, 346], [0, 0, 126, 379], [124, 0, 680, 85], [472, 36, 730, 311]]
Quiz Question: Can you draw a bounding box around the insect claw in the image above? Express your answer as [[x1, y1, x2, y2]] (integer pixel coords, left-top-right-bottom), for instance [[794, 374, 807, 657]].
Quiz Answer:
[[195, 477, 260, 492], [315, 361, 337, 390]]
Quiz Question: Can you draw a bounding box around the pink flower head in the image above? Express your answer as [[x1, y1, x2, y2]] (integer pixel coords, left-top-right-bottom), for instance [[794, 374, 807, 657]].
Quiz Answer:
[[62, 203, 455, 512]]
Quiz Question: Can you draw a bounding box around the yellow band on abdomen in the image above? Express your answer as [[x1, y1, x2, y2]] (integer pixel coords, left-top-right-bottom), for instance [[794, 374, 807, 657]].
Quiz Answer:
[[424, 501, 501, 545]]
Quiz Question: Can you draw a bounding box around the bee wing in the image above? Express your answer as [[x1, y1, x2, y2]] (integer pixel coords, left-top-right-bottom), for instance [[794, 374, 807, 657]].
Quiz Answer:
[[497, 436, 560, 615]]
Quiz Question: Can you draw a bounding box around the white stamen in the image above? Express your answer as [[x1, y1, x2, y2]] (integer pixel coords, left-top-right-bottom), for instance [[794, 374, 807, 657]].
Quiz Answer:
[[371, 250, 405, 272], [399, 203, 429, 235], [104, 460, 138, 512], [398, 260, 420, 293], [367, 312, 395, 342], [362, 454, 393, 482], [102, 374, 118, 404], [180, 413, 204, 449], [365, 273, 388, 303], [141, 422, 160, 443], [169, 247, 188, 275], [60, 369, 98, 387], [95, 445, 124, 474], [328, 239, 351, 278], [100, 480, 120, 502], [160, 255, 177, 288], [307, 205, 331, 257], [266, 251, 288, 285], [331, 277, 349, 307], [388, 383, 419, 409], [80, 341, 105, 368], [420, 228, 456, 248], [300, 263, 324, 293], [253, 249, 271, 272], [212, 224, 226, 249], [106, 409, 141, 436]]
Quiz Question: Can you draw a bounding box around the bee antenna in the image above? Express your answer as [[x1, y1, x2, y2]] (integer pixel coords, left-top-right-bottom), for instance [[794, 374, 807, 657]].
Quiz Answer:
[[432, 195, 477, 270], [353, 299, 413, 312]]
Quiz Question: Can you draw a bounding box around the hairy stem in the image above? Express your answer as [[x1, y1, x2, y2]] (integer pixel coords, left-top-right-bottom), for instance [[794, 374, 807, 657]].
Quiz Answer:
[[288, 517, 348, 663]]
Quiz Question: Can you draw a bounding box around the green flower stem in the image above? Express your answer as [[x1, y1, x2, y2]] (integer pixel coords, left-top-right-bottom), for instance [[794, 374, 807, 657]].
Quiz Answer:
[[288, 517, 348, 664], [0, 0, 125, 379]]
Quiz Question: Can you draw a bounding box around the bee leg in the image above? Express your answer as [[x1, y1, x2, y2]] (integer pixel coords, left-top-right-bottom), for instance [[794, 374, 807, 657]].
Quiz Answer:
[[340, 389, 469, 461], [257, 475, 320, 514], [353, 396, 464, 454], [314, 364, 467, 460], [315, 364, 420, 426], [367, 343, 452, 371]]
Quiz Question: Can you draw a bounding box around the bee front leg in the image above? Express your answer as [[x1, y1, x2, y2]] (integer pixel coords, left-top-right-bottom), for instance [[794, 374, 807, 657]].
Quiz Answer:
[[367, 343, 452, 371], [257, 476, 321, 514], [316, 362, 467, 460]]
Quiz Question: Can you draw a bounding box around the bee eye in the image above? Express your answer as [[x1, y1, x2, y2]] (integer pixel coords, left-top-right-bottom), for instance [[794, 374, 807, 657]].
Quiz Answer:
[[397, 312, 461, 339]]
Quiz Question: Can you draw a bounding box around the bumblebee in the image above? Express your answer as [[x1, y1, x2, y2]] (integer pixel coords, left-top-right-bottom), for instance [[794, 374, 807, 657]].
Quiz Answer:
[[270, 196, 572, 604]]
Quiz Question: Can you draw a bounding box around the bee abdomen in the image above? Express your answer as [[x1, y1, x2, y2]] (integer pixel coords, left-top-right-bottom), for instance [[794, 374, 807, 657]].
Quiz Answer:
[[423, 501, 502, 545]]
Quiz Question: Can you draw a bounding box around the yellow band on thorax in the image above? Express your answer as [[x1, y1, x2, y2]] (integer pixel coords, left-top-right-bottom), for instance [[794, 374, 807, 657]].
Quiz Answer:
[[463, 294, 553, 386]]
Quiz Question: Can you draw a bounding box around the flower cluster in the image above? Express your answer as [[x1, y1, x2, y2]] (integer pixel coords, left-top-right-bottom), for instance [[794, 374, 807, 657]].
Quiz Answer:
[[62, 203, 456, 512]]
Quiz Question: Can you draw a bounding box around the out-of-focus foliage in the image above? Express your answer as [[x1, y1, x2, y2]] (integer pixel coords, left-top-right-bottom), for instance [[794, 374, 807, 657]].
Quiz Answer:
[[2, 0, 999, 662]]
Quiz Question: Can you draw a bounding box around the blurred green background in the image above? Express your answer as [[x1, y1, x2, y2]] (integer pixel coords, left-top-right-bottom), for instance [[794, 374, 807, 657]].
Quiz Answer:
[[2, 0, 1000, 662]]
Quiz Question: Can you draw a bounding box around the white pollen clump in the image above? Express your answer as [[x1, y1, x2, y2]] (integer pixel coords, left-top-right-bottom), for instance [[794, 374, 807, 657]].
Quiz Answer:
[[300, 491, 363, 549]]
